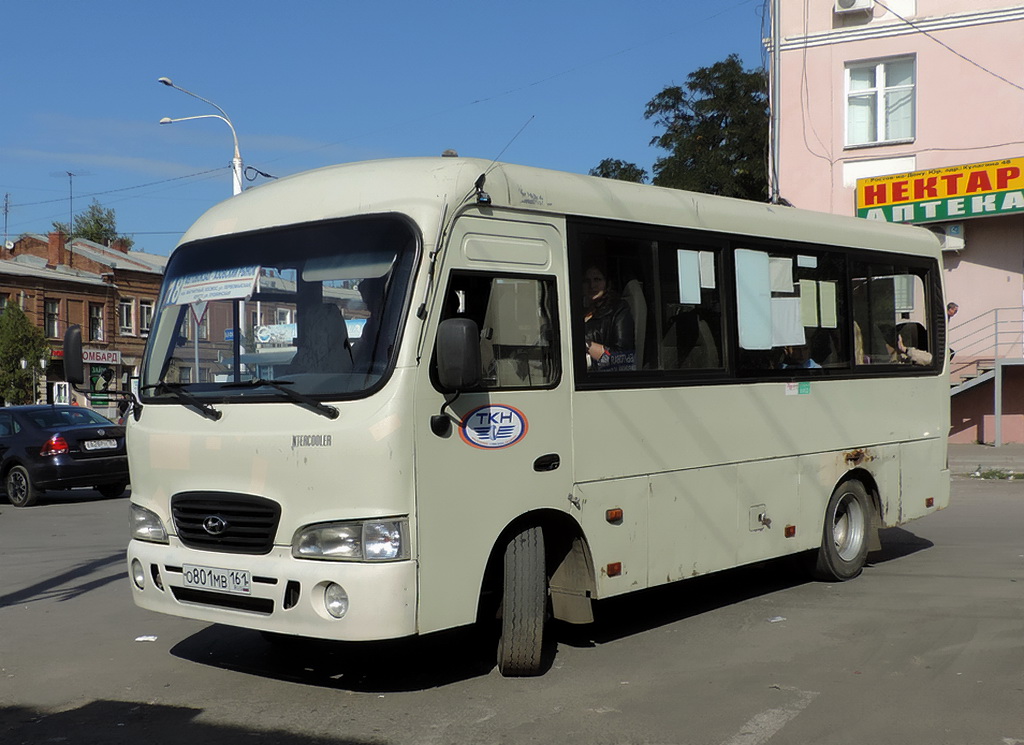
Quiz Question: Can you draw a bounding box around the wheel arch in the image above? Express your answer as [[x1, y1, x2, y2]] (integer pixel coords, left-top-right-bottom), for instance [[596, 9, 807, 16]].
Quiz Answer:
[[477, 508, 596, 626]]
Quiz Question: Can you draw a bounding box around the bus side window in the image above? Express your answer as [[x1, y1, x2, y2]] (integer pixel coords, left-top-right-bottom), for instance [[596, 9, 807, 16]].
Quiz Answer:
[[735, 248, 848, 374], [571, 224, 729, 377], [658, 246, 724, 372], [437, 272, 559, 390], [852, 263, 932, 366]]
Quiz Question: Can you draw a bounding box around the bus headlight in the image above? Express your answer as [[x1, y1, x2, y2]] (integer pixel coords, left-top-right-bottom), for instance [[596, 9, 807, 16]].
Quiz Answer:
[[292, 519, 408, 561], [129, 503, 169, 544]]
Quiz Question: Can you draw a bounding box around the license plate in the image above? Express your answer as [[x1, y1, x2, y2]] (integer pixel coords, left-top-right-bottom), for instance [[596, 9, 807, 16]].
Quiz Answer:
[[182, 564, 252, 595], [83, 438, 117, 451]]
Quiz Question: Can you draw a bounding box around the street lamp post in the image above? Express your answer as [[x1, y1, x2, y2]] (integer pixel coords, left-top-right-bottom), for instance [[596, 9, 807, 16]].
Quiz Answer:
[[20, 357, 47, 404], [157, 77, 243, 196]]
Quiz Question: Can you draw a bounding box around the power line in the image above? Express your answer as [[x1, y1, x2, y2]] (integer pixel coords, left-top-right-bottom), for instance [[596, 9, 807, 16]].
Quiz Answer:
[[259, 0, 764, 168], [873, 0, 1024, 95], [8, 167, 227, 209]]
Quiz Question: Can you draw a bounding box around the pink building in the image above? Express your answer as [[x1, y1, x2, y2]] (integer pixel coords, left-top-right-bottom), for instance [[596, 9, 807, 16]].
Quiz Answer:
[[774, 0, 1024, 443]]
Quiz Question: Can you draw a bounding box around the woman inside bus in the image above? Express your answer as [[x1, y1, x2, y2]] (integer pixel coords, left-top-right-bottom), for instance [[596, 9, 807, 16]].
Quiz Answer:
[[582, 263, 635, 371]]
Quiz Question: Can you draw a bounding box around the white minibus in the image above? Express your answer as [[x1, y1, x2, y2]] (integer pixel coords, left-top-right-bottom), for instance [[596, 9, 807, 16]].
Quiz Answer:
[[66, 157, 949, 676]]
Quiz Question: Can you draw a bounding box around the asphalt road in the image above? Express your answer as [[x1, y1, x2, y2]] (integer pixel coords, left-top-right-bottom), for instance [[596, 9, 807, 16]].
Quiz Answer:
[[1, 478, 1022, 745]]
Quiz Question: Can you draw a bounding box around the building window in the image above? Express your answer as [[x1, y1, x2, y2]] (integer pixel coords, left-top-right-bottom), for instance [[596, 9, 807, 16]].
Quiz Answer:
[[45, 299, 60, 338], [119, 298, 135, 335], [846, 57, 915, 147], [140, 301, 154, 337], [89, 303, 104, 342]]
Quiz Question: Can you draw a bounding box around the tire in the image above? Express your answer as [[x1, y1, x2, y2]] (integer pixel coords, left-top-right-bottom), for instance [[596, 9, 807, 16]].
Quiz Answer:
[[97, 483, 127, 499], [6, 466, 40, 508], [813, 480, 872, 581], [496, 526, 548, 677]]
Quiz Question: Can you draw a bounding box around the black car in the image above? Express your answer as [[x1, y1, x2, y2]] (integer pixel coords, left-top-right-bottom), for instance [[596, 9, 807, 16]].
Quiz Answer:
[[0, 405, 129, 507]]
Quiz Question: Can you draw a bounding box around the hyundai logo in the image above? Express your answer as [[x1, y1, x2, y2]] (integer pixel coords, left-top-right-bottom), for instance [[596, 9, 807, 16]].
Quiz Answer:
[[202, 515, 229, 536]]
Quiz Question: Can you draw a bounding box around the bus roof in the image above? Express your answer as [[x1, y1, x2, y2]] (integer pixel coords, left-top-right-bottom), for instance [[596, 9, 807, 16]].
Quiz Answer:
[[178, 157, 941, 258]]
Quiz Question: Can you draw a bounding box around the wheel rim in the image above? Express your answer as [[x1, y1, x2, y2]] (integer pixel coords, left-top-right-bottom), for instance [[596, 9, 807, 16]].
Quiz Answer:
[[8, 471, 27, 504], [832, 490, 865, 562]]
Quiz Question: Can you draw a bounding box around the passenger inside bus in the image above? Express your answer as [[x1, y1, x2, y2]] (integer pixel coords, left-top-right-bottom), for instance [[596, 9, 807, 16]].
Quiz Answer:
[[352, 275, 386, 371], [780, 344, 821, 369], [291, 302, 352, 374], [880, 323, 932, 366], [582, 263, 635, 371]]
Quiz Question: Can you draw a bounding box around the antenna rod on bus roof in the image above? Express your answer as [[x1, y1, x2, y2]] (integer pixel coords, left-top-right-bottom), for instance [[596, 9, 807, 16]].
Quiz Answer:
[[484, 115, 535, 175]]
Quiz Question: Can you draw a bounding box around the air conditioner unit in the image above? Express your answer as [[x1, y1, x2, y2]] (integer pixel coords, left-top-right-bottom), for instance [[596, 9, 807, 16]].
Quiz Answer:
[[928, 222, 966, 252], [834, 0, 874, 13]]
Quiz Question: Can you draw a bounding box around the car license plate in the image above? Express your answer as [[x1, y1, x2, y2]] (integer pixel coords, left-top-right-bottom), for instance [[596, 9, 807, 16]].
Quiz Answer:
[[182, 564, 252, 595], [83, 438, 117, 451]]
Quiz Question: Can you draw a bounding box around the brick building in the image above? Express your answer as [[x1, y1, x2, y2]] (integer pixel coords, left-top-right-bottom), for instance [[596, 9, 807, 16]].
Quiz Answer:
[[1, 232, 165, 413]]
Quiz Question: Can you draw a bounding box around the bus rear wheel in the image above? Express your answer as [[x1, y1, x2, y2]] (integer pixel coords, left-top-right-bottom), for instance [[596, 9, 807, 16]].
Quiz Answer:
[[496, 525, 548, 677], [812, 480, 871, 581]]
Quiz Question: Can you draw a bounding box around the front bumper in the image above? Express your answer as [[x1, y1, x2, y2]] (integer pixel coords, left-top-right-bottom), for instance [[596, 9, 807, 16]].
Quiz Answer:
[[127, 539, 417, 641]]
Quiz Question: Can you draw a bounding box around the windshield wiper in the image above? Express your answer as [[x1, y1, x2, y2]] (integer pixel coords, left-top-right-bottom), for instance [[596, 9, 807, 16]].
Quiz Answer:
[[141, 382, 222, 421], [221, 378, 339, 420]]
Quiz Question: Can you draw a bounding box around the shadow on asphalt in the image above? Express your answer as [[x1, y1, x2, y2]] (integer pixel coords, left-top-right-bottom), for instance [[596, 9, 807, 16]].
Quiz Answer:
[[870, 525, 935, 564], [0, 486, 131, 510], [168, 526, 933, 692], [0, 701, 375, 745], [0, 552, 126, 608], [171, 624, 495, 692]]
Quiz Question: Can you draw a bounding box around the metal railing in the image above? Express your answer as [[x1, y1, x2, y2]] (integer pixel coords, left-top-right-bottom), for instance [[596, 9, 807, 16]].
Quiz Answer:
[[949, 307, 1024, 380], [948, 307, 1024, 446]]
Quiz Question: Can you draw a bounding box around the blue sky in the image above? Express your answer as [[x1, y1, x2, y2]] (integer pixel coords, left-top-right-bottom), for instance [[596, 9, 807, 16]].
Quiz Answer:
[[2, 0, 767, 256]]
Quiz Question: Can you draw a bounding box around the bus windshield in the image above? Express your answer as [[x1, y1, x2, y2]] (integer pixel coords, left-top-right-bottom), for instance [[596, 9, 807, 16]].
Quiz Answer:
[[141, 215, 419, 402]]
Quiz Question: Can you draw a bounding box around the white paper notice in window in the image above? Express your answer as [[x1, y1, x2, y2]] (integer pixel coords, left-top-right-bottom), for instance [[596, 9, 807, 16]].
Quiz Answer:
[[677, 250, 702, 304]]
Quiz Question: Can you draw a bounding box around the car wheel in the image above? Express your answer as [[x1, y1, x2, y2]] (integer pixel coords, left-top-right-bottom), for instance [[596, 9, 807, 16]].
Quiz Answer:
[[6, 465, 40, 508], [97, 483, 127, 499]]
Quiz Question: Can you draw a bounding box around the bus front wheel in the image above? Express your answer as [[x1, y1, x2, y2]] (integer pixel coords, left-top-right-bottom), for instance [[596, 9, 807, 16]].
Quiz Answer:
[[496, 525, 548, 677], [812, 480, 871, 581]]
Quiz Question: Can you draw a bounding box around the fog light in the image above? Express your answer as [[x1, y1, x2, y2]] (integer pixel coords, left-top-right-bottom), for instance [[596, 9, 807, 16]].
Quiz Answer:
[[324, 583, 349, 619], [131, 558, 145, 590]]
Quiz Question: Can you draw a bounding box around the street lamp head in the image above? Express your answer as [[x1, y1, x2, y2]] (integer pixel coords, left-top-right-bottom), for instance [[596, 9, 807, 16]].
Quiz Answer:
[[157, 78, 243, 195]]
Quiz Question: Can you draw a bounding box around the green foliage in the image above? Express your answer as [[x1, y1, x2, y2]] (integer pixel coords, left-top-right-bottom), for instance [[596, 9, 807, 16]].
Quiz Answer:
[[971, 468, 1024, 480], [644, 54, 769, 200], [0, 305, 50, 405], [52, 199, 134, 249], [589, 159, 648, 184]]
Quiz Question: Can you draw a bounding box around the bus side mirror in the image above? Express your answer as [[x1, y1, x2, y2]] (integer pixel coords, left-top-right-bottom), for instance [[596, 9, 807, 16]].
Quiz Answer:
[[63, 325, 85, 387], [436, 318, 481, 392]]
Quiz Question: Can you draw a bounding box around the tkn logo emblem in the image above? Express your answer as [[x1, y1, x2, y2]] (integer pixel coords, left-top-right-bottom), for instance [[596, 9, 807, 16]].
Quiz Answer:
[[459, 405, 528, 449]]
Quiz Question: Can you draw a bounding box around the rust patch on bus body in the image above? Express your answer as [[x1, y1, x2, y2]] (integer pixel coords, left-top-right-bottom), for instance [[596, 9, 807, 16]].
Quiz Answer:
[[844, 448, 873, 467]]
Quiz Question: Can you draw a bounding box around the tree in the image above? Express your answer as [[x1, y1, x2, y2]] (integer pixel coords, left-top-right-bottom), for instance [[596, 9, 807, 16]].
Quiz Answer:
[[644, 54, 769, 201], [0, 305, 50, 405], [53, 200, 134, 249], [589, 159, 648, 184]]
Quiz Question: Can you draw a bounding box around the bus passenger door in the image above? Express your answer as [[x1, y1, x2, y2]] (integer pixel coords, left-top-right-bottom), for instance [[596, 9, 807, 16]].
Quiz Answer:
[[413, 222, 573, 635]]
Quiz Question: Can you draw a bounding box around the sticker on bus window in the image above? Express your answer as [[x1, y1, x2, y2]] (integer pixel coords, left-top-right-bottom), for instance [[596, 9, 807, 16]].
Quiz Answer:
[[459, 405, 528, 449]]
